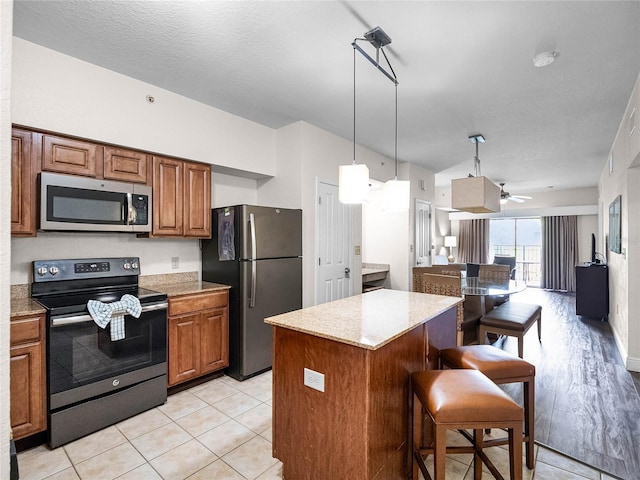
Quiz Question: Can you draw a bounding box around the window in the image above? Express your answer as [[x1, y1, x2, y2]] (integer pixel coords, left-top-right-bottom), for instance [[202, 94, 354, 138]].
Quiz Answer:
[[490, 218, 542, 286]]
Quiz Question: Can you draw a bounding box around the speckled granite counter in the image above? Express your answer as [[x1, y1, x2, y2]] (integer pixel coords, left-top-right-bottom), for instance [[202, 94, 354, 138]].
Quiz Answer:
[[265, 289, 460, 350], [11, 297, 46, 317], [148, 281, 230, 297]]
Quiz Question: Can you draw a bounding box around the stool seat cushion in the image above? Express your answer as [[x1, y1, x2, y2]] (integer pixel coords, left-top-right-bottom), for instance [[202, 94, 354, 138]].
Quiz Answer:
[[480, 302, 541, 332], [412, 370, 522, 424], [441, 345, 535, 381]]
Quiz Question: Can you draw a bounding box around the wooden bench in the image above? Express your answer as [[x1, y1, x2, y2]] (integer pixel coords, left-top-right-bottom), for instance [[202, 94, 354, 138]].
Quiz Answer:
[[478, 302, 541, 358]]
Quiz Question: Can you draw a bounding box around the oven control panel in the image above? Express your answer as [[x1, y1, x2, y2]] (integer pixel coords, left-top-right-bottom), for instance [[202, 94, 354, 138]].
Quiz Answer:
[[33, 257, 141, 282]]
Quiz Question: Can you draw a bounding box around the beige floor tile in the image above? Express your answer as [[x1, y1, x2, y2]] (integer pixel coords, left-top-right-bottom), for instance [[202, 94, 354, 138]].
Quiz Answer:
[[16, 446, 72, 480], [186, 459, 245, 480], [260, 427, 273, 442], [191, 381, 240, 405], [234, 403, 272, 434], [130, 422, 192, 461], [16, 444, 49, 460], [63, 425, 127, 464], [74, 443, 145, 480], [222, 436, 278, 480], [234, 379, 272, 402], [149, 439, 217, 480], [114, 463, 163, 480], [213, 392, 262, 418], [421, 455, 470, 480], [157, 391, 208, 420], [116, 407, 172, 440], [254, 461, 283, 480], [42, 467, 81, 480], [532, 461, 598, 479], [197, 419, 256, 457], [175, 405, 231, 437], [536, 448, 601, 480]]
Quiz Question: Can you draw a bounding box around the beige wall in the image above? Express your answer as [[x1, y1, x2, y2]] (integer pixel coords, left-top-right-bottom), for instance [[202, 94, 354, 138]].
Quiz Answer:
[[599, 71, 640, 371]]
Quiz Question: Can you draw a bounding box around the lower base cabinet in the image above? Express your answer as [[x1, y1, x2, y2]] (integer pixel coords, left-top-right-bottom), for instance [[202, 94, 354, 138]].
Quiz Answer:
[[168, 290, 229, 386], [10, 313, 46, 440]]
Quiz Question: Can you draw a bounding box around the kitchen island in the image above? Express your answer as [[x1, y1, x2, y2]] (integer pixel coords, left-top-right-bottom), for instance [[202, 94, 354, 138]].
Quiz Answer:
[[264, 289, 461, 480]]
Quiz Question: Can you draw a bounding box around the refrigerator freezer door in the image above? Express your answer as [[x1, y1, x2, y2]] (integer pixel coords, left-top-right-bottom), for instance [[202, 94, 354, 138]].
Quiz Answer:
[[238, 257, 302, 378], [238, 205, 302, 260]]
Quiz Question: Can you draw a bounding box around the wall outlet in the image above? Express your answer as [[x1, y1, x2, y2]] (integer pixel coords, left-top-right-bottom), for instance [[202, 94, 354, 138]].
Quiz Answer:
[[303, 368, 325, 392], [171, 256, 179, 269], [355, 245, 361, 255]]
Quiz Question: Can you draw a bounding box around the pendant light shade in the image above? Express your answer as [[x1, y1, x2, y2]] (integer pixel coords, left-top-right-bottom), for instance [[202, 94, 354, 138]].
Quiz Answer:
[[451, 135, 501, 213], [382, 178, 410, 210], [339, 163, 370, 204]]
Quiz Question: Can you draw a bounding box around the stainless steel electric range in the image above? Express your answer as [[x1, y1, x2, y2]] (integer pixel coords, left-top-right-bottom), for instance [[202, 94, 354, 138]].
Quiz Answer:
[[31, 257, 168, 448]]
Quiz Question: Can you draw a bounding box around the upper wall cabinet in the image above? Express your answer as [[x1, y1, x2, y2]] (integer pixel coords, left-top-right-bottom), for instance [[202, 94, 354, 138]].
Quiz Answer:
[[39, 132, 150, 184], [152, 156, 211, 238], [104, 146, 150, 184], [41, 133, 101, 177], [11, 128, 37, 237]]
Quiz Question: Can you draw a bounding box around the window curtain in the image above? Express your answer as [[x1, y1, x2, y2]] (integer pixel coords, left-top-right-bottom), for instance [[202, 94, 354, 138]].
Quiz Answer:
[[541, 215, 578, 292], [458, 219, 490, 264]]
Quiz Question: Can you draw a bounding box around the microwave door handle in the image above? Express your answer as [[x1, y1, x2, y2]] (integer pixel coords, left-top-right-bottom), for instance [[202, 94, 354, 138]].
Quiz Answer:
[[126, 193, 134, 225]]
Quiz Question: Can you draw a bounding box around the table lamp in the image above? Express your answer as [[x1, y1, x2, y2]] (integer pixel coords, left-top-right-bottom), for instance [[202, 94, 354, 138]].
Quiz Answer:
[[444, 236, 457, 263]]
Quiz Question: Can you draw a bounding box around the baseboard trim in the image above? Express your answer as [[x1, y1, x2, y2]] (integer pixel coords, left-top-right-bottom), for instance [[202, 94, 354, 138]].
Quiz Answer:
[[627, 356, 640, 372], [609, 322, 640, 372]]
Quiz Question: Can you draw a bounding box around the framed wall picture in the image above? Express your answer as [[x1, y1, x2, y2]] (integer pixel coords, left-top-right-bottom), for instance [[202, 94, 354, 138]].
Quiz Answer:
[[608, 195, 621, 254]]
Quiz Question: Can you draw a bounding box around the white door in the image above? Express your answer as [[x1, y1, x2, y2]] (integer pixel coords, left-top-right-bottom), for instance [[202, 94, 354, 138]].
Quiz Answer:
[[316, 181, 352, 304], [415, 199, 431, 266]]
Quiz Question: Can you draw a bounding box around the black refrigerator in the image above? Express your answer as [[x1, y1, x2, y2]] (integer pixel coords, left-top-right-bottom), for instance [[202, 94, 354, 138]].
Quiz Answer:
[[202, 205, 302, 381]]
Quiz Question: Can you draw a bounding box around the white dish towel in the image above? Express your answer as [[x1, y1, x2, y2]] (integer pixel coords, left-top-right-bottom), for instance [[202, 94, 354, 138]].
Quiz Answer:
[[87, 294, 142, 341]]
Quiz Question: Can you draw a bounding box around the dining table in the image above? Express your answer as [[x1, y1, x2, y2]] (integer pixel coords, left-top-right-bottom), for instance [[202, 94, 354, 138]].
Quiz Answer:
[[462, 277, 526, 314]]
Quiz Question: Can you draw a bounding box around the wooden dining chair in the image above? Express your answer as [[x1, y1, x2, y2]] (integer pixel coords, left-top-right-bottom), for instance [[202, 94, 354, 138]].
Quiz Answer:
[[419, 272, 482, 347], [412, 265, 463, 292]]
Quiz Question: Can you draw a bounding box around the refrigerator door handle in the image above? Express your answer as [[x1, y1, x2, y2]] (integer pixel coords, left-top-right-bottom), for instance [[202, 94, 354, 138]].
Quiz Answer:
[[249, 213, 257, 307]]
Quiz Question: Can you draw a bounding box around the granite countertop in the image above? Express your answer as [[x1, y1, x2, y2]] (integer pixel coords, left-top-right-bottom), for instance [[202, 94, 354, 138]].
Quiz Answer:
[[265, 289, 461, 350], [149, 281, 231, 297], [11, 297, 46, 317]]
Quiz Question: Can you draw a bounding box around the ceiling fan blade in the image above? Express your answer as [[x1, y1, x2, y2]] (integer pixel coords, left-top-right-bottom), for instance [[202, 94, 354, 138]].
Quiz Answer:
[[514, 195, 532, 200], [509, 196, 526, 203]]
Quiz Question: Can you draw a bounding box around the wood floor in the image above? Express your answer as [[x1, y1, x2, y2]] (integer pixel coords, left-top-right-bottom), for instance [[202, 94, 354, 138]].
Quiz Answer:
[[494, 288, 640, 480]]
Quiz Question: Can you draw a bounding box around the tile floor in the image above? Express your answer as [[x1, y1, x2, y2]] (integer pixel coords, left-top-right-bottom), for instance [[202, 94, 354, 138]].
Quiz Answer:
[[17, 370, 619, 480]]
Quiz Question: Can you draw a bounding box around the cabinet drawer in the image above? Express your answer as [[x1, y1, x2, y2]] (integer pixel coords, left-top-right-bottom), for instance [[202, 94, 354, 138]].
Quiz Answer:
[[10, 316, 42, 346], [169, 291, 228, 316]]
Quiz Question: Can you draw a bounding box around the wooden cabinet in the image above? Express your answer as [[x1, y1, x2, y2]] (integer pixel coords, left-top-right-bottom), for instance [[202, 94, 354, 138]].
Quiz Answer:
[[10, 313, 46, 440], [41, 133, 101, 177], [11, 128, 37, 236], [103, 146, 150, 184], [168, 290, 229, 386], [152, 156, 211, 238], [576, 265, 609, 319]]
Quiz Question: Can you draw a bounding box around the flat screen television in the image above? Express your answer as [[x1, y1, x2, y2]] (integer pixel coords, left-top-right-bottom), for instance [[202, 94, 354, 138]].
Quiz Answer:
[[591, 233, 596, 264]]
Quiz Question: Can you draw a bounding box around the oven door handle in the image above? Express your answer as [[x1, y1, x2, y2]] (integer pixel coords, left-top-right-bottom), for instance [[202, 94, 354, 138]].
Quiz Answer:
[[51, 301, 168, 327]]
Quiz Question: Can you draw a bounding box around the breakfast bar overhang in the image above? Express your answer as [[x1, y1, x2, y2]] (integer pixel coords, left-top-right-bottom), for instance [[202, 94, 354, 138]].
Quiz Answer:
[[265, 289, 461, 480]]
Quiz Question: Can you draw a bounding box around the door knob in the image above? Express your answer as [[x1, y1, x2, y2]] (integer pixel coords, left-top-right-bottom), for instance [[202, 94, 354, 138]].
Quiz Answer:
[[344, 267, 351, 278]]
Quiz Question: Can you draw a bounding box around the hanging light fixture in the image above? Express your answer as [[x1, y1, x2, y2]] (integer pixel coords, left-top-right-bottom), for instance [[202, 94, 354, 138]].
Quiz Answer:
[[339, 27, 408, 209], [339, 43, 370, 204], [382, 80, 410, 211], [451, 134, 501, 213]]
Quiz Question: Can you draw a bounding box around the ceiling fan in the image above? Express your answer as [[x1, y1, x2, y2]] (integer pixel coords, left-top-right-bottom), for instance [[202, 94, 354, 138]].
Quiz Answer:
[[499, 183, 532, 204]]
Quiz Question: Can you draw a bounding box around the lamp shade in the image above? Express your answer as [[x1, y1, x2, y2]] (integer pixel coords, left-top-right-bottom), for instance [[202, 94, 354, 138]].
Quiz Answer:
[[451, 176, 501, 213], [339, 163, 370, 204], [444, 236, 457, 248], [382, 179, 410, 211]]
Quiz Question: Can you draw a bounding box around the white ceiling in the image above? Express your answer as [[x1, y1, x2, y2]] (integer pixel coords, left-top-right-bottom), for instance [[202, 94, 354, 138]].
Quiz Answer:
[[12, 1, 640, 194]]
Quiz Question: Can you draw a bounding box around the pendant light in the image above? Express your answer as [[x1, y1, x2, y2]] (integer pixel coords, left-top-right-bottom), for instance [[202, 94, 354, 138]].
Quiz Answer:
[[383, 81, 409, 211], [339, 45, 369, 204], [451, 134, 501, 213]]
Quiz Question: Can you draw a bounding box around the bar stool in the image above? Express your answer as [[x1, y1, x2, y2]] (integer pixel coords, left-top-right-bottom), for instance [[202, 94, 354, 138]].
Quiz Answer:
[[411, 369, 523, 480], [440, 345, 535, 469]]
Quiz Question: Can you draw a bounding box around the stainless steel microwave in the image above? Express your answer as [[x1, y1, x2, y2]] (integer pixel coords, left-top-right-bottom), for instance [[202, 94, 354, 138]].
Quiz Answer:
[[40, 172, 152, 233]]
